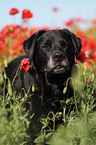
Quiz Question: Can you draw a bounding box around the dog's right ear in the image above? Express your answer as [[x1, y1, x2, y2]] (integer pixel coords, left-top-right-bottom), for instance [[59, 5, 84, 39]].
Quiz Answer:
[[23, 30, 46, 59], [62, 29, 82, 59]]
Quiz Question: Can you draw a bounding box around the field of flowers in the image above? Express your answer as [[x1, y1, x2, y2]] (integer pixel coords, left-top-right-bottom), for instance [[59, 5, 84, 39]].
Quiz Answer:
[[0, 8, 96, 145]]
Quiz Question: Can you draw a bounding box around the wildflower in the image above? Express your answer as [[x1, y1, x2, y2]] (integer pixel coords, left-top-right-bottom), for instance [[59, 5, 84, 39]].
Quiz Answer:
[[52, 7, 59, 12], [9, 8, 19, 15], [77, 51, 87, 63], [85, 51, 93, 60], [0, 39, 6, 53], [86, 60, 93, 69], [2, 24, 13, 34], [0, 32, 4, 39], [88, 37, 96, 51], [93, 51, 96, 61], [65, 19, 74, 27], [77, 31, 88, 51], [22, 9, 33, 19], [10, 49, 18, 55], [75, 17, 86, 23], [20, 58, 30, 72], [87, 79, 91, 84]]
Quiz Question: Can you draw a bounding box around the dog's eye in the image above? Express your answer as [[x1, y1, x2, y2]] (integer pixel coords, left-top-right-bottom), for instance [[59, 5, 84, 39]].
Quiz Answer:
[[42, 43, 51, 49]]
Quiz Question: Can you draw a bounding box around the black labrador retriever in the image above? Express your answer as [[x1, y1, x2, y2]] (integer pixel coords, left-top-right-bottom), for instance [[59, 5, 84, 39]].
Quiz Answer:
[[5, 29, 82, 144]]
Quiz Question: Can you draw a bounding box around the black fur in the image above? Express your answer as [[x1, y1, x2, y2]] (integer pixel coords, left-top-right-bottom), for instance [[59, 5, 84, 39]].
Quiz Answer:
[[5, 29, 82, 144]]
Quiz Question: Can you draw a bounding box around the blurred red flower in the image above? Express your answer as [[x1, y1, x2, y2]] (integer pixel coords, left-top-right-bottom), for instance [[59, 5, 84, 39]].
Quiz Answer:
[[0, 66, 1, 72], [22, 9, 34, 19], [92, 20, 96, 24], [52, 7, 59, 12], [86, 60, 93, 69], [87, 79, 91, 84], [85, 51, 93, 60], [0, 32, 4, 39], [10, 49, 19, 55], [2, 24, 13, 35], [87, 37, 96, 51], [10, 32, 18, 39], [93, 51, 96, 61], [20, 58, 30, 72], [65, 19, 74, 26], [75, 17, 86, 23], [9, 8, 19, 15], [77, 31, 88, 51], [0, 39, 6, 53], [77, 51, 87, 63]]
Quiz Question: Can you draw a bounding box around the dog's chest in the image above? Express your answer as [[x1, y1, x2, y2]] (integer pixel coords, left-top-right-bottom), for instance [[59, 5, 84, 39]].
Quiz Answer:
[[41, 83, 63, 111]]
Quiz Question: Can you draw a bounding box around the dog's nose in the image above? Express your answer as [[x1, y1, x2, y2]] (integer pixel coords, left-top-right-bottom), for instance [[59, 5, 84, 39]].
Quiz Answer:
[[53, 51, 64, 62]]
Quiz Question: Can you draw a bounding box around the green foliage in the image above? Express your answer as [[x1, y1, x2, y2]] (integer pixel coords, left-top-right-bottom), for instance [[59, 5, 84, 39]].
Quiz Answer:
[[50, 111, 96, 145], [0, 57, 96, 145], [0, 55, 31, 145], [0, 92, 30, 145]]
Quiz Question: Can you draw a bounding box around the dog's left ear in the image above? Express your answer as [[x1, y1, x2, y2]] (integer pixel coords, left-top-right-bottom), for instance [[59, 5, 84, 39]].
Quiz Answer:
[[23, 30, 46, 59], [62, 29, 82, 59]]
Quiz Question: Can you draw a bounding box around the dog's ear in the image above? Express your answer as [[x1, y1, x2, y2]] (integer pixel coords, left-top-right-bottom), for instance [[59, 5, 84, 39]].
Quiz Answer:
[[62, 29, 82, 59], [23, 30, 46, 59]]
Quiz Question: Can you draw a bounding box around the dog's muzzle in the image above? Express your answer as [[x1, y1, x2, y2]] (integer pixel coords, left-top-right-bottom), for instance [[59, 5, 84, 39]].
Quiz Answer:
[[47, 51, 70, 74]]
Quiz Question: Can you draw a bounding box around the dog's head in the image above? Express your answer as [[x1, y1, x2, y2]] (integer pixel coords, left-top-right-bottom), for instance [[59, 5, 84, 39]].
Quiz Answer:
[[23, 29, 82, 74]]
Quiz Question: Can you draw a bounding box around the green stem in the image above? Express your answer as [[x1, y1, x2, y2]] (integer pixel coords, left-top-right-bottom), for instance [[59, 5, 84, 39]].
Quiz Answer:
[[63, 106, 66, 125], [53, 118, 55, 131]]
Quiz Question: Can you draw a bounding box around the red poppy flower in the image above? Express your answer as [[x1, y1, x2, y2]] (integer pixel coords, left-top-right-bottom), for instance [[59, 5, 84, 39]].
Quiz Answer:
[[75, 17, 85, 23], [0, 66, 1, 73], [76, 51, 87, 63], [52, 7, 59, 12], [2, 24, 13, 34], [9, 8, 19, 15], [93, 51, 96, 61], [87, 79, 91, 84], [22, 9, 34, 19], [20, 58, 30, 72], [65, 19, 74, 27], [77, 31, 88, 51], [85, 51, 93, 60]]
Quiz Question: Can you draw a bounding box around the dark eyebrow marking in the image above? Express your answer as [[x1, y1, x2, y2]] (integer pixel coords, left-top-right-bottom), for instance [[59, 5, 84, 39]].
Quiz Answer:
[[59, 40, 67, 46], [41, 39, 52, 48], [46, 39, 52, 44]]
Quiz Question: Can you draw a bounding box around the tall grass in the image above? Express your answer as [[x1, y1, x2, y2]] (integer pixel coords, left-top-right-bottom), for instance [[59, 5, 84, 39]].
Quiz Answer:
[[0, 92, 30, 145], [0, 56, 96, 145], [0, 60, 30, 145]]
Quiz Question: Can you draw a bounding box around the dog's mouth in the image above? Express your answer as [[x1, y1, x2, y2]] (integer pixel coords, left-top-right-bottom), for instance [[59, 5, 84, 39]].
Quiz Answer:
[[52, 65, 68, 74]]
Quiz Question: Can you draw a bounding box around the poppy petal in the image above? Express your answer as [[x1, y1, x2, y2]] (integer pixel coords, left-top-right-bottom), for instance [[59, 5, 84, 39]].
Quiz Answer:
[[22, 9, 34, 19], [20, 58, 30, 72], [76, 51, 87, 63], [9, 8, 19, 15]]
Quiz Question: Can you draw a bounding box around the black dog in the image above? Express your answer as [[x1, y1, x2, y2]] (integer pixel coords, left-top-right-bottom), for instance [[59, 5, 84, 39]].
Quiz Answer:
[[5, 29, 82, 144]]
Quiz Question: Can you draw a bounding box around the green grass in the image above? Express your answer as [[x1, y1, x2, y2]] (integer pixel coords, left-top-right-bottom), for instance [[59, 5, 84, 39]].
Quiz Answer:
[[0, 92, 30, 145], [0, 56, 96, 145]]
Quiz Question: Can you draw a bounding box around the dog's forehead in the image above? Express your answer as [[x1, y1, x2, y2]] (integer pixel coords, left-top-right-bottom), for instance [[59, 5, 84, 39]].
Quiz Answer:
[[38, 30, 69, 42]]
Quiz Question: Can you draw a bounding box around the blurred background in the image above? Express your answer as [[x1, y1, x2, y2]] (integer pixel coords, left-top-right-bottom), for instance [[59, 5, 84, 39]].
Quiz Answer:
[[1, 0, 96, 29]]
